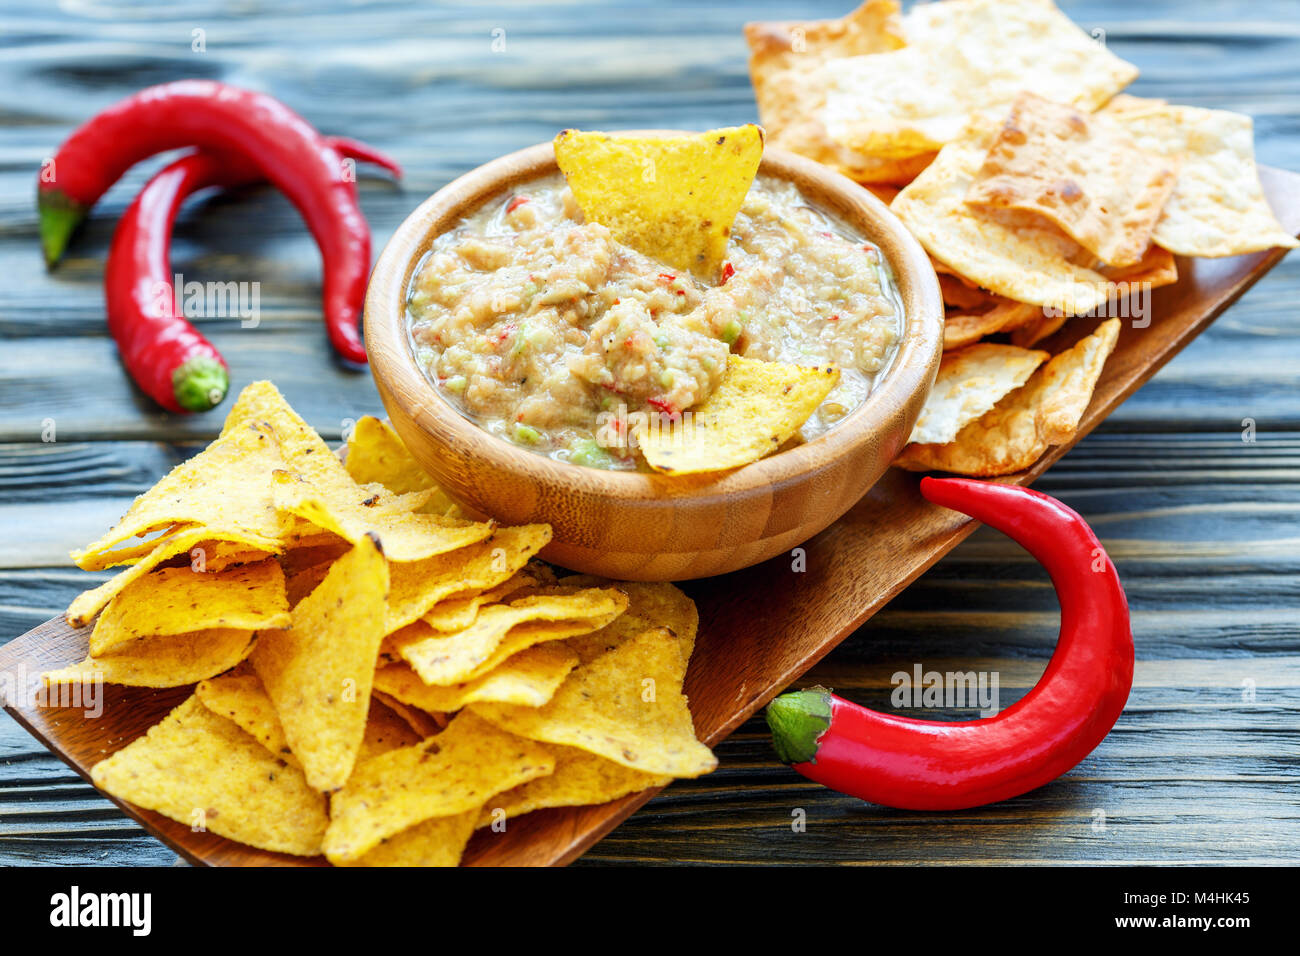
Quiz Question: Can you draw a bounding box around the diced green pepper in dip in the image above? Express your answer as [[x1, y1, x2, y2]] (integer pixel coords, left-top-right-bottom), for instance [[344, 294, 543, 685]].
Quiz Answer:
[[407, 175, 901, 470]]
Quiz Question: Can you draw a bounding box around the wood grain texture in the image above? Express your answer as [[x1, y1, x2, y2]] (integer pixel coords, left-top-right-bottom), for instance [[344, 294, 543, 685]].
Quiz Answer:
[[1, 0, 1299, 866], [365, 138, 943, 580]]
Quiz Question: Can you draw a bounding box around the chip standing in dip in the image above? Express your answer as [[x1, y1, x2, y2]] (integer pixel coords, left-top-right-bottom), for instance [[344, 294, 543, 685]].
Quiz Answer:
[[406, 168, 902, 471]]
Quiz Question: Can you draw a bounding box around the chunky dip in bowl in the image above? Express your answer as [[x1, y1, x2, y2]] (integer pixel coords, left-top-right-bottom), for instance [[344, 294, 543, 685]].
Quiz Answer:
[[365, 134, 942, 580], [407, 174, 903, 470]]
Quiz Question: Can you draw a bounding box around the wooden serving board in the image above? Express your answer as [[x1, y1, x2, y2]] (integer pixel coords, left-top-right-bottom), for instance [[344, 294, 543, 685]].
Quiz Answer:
[[2, 168, 1297, 868]]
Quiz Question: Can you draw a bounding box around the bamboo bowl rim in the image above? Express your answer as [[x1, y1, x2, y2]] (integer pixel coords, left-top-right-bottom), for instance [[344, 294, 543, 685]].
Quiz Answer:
[[365, 136, 943, 505]]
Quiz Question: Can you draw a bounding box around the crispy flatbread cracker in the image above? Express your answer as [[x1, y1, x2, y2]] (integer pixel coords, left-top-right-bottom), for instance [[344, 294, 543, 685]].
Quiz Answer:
[[944, 299, 1041, 350], [896, 318, 1120, 475], [478, 743, 669, 828], [965, 93, 1177, 267], [44, 627, 256, 688], [554, 126, 764, 278], [390, 588, 628, 686], [638, 356, 840, 474], [250, 536, 389, 791], [322, 710, 554, 864], [1104, 99, 1298, 257], [819, 0, 1138, 160], [909, 343, 1049, 445], [375, 643, 579, 713], [91, 695, 327, 856], [89, 560, 288, 657], [471, 627, 716, 778], [893, 124, 1134, 316]]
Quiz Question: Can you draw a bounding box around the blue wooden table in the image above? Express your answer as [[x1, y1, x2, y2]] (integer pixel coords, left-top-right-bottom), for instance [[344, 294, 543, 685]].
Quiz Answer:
[[1, 0, 1297, 865]]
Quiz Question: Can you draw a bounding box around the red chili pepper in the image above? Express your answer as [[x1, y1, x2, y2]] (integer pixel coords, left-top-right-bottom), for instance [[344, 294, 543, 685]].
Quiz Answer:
[[766, 477, 1133, 810], [38, 81, 400, 364]]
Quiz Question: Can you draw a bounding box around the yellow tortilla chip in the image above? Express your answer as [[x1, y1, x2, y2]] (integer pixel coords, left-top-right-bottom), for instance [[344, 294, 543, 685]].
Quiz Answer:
[[89, 559, 288, 657], [250, 536, 389, 791], [92, 695, 327, 856], [1104, 99, 1299, 257], [44, 627, 255, 688], [341, 811, 478, 868], [893, 124, 1137, 316], [909, 343, 1049, 445], [390, 588, 628, 686], [66, 527, 285, 628], [422, 572, 537, 632], [72, 418, 286, 568], [477, 743, 669, 828], [375, 642, 579, 713], [345, 416, 460, 515], [357, 696, 425, 763], [896, 318, 1120, 475], [638, 356, 840, 474], [196, 668, 298, 766], [322, 710, 554, 864], [372, 690, 447, 738], [471, 627, 716, 778], [385, 524, 553, 633], [819, 0, 1138, 160], [556, 578, 698, 665], [554, 125, 764, 279], [965, 93, 1177, 268], [271, 469, 493, 564], [283, 559, 334, 608]]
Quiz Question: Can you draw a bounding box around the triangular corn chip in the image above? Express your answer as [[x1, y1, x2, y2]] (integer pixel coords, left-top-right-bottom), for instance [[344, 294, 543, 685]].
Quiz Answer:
[[374, 642, 579, 713], [250, 536, 389, 791], [637, 355, 840, 474], [554, 125, 764, 279], [553, 578, 698, 665], [44, 627, 256, 688], [344, 416, 461, 515], [471, 627, 717, 778], [91, 695, 327, 856]]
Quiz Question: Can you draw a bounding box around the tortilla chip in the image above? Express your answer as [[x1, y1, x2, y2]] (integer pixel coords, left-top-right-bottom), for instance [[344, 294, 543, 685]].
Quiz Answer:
[[67, 527, 286, 628], [909, 343, 1049, 445], [89, 560, 288, 657], [91, 695, 327, 856], [196, 669, 298, 766], [965, 93, 1177, 267], [744, 1, 916, 184], [345, 416, 460, 516], [375, 642, 579, 713], [372, 690, 447, 738], [423, 572, 537, 632], [271, 469, 493, 564], [471, 627, 716, 778], [390, 588, 628, 686], [73, 418, 286, 568], [357, 697, 425, 763], [556, 578, 698, 665], [250, 536, 389, 791], [554, 126, 764, 279], [944, 299, 1041, 350], [283, 559, 334, 608], [44, 627, 256, 688], [819, 0, 1138, 160], [893, 124, 1137, 316], [896, 318, 1120, 475], [322, 710, 554, 864], [1103, 100, 1298, 257], [638, 356, 840, 474], [341, 811, 478, 868], [477, 743, 669, 828], [385, 524, 553, 633]]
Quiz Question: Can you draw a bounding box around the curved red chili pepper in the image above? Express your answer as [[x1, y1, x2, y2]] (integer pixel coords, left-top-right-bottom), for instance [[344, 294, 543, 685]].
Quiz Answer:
[[38, 81, 401, 364], [766, 477, 1134, 810]]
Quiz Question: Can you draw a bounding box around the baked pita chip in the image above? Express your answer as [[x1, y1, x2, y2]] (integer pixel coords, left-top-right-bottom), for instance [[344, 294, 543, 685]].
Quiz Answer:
[[943, 299, 1041, 351], [966, 93, 1177, 267], [909, 343, 1049, 445]]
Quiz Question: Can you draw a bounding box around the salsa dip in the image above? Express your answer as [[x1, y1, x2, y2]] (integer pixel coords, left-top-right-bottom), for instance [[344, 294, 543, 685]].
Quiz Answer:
[[407, 174, 902, 470]]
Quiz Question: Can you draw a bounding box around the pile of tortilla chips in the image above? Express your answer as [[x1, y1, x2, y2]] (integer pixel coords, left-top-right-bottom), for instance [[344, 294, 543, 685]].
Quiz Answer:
[[52, 382, 714, 865], [746, 0, 1297, 476], [553, 125, 842, 474]]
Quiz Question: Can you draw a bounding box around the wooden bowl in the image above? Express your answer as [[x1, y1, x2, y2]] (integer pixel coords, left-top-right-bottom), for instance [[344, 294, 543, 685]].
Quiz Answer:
[[365, 138, 943, 581]]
